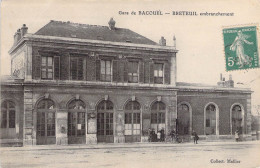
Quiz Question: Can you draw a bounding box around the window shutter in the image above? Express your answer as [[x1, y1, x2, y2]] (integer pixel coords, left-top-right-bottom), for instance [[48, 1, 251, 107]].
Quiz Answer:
[[144, 61, 150, 83], [78, 57, 83, 80], [164, 62, 171, 84], [123, 60, 128, 82], [139, 61, 144, 83], [54, 56, 60, 80], [118, 60, 125, 82], [33, 50, 41, 79], [61, 54, 70, 80], [96, 59, 101, 81], [86, 56, 96, 81], [149, 62, 154, 84], [70, 58, 77, 80], [112, 60, 118, 82]]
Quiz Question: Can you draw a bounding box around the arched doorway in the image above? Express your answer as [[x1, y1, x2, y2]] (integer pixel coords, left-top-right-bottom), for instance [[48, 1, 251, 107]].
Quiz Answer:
[[151, 101, 166, 133], [1, 100, 16, 139], [177, 103, 190, 135], [36, 99, 56, 145], [124, 101, 141, 143], [231, 104, 244, 135], [67, 99, 86, 144], [204, 103, 219, 135], [97, 100, 114, 143]]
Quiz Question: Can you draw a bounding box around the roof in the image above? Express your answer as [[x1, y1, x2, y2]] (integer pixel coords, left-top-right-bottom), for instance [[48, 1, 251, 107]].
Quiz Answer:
[[35, 20, 157, 45], [176, 82, 251, 92]]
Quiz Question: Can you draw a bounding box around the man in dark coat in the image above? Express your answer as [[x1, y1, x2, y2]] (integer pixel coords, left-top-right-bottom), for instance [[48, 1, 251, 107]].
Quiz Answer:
[[192, 130, 199, 144], [160, 128, 165, 142]]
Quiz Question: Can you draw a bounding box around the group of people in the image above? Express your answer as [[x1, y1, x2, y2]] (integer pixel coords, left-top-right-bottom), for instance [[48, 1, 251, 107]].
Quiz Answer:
[[148, 128, 165, 142], [147, 128, 240, 143]]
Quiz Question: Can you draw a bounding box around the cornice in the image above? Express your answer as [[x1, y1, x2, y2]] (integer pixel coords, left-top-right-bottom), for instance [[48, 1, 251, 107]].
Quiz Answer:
[[9, 34, 178, 55]]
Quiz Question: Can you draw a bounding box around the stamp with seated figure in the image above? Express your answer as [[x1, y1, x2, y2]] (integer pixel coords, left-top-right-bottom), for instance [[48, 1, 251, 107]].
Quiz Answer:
[[223, 24, 259, 71]]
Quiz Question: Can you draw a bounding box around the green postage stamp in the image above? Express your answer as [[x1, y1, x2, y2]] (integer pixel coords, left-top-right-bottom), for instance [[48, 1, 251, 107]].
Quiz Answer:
[[223, 24, 259, 71]]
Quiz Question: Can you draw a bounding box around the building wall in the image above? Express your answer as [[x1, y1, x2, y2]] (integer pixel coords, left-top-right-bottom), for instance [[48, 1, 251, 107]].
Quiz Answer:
[[177, 90, 250, 138], [30, 44, 175, 85], [20, 84, 177, 145]]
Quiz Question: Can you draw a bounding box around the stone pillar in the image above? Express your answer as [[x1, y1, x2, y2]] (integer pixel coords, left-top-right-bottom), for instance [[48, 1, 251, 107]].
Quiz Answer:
[[114, 110, 125, 143], [56, 109, 68, 145], [25, 43, 32, 81], [170, 53, 177, 87], [167, 94, 177, 140], [141, 104, 150, 142], [246, 94, 252, 136], [23, 86, 36, 146], [86, 109, 97, 144]]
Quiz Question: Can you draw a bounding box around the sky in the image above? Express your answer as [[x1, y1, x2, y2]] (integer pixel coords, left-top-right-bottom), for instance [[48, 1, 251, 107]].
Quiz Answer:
[[1, 0, 260, 114]]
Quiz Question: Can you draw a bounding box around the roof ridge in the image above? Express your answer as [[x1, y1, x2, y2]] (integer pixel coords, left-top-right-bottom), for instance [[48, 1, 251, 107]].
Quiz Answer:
[[50, 20, 110, 28]]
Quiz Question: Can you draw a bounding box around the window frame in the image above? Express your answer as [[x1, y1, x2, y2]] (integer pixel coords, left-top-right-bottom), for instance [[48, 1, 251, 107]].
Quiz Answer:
[[127, 61, 139, 83], [151, 102, 166, 124], [41, 56, 54, 80], [36, 99, 56, 137], [97, 100, 114, 136], [154, 63, 164, 84], [68, 99, 86, 137], [100, 60, 112, 82], [1, 101, 16, 129], [70, 57, 84, 81], [124, 101, 141, 135]]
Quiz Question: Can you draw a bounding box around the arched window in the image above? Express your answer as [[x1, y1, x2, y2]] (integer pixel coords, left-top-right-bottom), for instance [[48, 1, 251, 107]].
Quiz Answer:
[[124, 101, 141, 142], [68, 99, 86, 139], [97, 100, 114, 143], [68, 99, 86, 110], [36, 99, 56, 140], [205, 104, 216, 135], [1, 101, 15, 128], [177, 104, 190, 135], [232, 105, 243, 134], [151, 101, 166, 132]]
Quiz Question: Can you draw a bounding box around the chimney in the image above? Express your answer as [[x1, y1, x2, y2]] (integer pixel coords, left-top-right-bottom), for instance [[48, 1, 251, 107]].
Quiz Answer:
[[108, 18, 116, 30], [21, 24, 28, 37], [173, 35, 176, 49], [13, 29, 21, 45], [220, 73, 223, 81], [229, 74, 232, 80], [159, 36, 166, 46]]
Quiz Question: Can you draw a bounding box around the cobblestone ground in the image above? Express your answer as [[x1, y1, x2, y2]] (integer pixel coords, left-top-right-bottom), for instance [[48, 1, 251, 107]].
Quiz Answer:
[[0, 141, 260, 168]]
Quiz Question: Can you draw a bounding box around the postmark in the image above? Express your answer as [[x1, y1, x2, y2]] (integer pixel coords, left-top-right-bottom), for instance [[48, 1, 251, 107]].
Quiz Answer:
[[223, 24, 259, 71]]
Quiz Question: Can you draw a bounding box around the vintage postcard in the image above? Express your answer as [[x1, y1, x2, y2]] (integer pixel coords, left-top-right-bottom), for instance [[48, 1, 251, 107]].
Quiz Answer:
[[0, 0, 260, 168]]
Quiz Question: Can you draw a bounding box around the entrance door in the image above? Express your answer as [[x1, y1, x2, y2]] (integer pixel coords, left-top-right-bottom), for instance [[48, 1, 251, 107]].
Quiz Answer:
[[97, 100, 114, 143], [177, 104, 190, 135], [36, 99, 56, 145], [1, 101, 16, 139], [232, 105, 243, 134], [68, 99, 86, 144], [124, 101, 141, 143]]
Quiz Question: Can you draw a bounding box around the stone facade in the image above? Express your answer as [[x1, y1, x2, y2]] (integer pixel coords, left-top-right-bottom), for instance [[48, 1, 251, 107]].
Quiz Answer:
[[0, 20, 252, 146]]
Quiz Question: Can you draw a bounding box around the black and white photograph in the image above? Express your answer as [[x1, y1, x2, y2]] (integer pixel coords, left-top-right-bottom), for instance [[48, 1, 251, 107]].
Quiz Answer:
[[0, 0, 260, 167]]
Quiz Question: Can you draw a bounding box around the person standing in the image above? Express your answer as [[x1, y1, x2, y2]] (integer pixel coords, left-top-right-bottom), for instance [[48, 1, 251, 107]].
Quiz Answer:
[[192, 130, 199, 144], [235, 129, 239, 142], [160, 128, 165, 142], [157, 130, 161, 142], [148, 128, 152, 142], [170, 129, 176, 143]]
